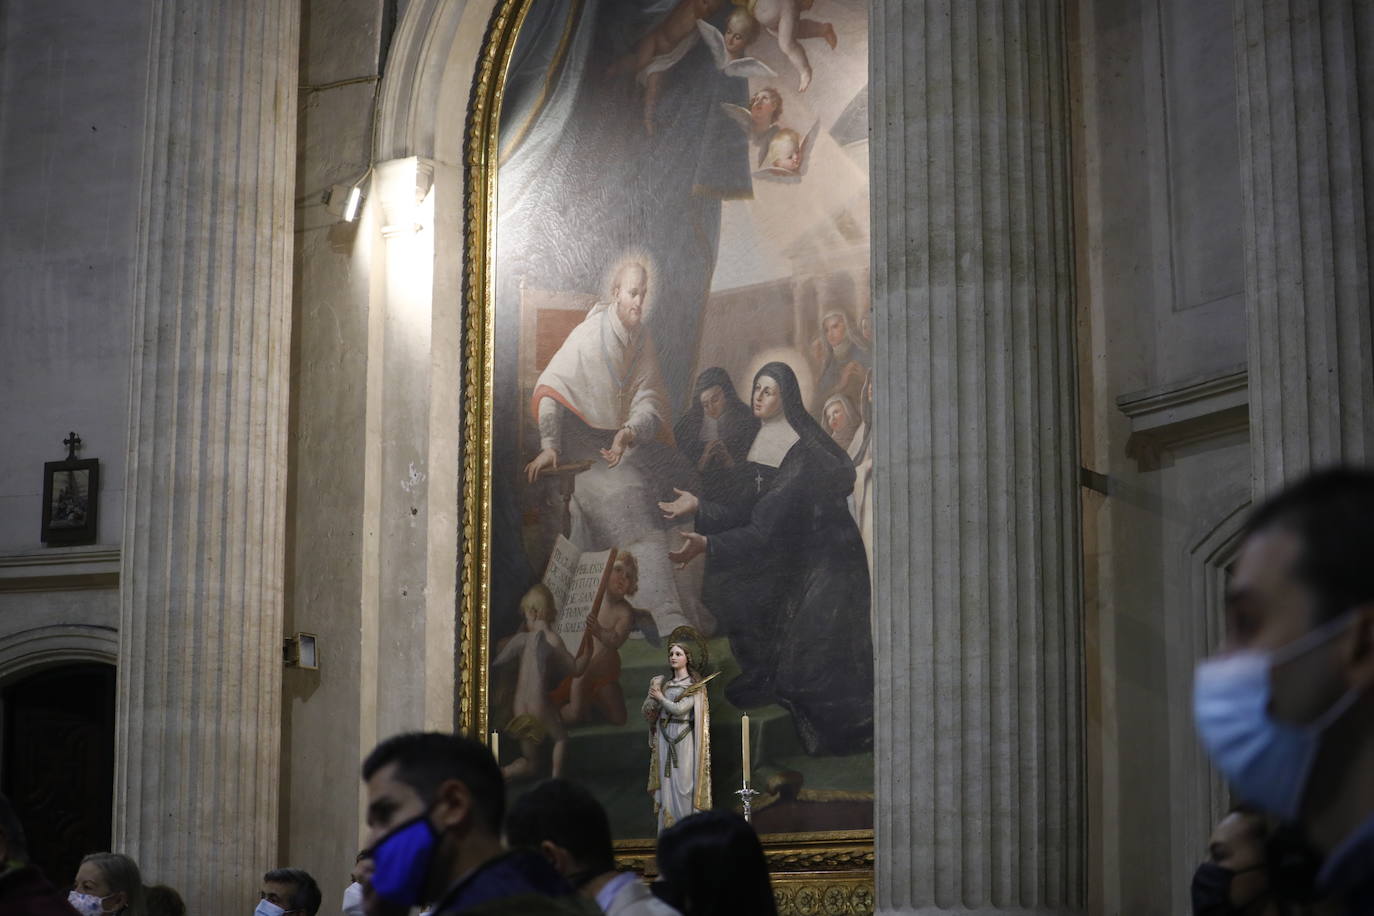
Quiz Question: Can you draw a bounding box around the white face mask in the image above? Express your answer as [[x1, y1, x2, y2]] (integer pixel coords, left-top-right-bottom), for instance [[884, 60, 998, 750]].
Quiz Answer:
[[67, 891, 113, 916], [341, 881, 365, 916], [255, 900, 287, 916]]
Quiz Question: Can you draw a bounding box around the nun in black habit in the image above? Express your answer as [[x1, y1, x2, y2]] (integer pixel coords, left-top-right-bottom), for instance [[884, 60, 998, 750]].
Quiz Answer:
[[674, 367, 761, 503], [659, 362, 874, 756]]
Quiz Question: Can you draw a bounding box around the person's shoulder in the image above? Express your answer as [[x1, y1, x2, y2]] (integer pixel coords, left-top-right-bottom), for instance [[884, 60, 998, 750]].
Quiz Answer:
[[456, 893, 602, 916], [607, 879, 683, 916], [440, 851, 574, 913], [0, 865, 79, 916]]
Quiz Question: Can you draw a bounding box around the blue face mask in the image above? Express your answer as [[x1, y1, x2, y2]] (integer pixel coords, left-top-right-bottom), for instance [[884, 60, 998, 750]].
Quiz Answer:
[[1193, 613, 1361, 820], [254, 901, 287, 916], [369, 811, 440, 908]]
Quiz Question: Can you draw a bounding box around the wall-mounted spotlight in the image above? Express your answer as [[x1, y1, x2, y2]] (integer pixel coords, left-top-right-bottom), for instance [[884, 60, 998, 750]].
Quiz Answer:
[[283, 632, 319, 670], [323, 168, 372, 224], [343, 185, 364, 222]]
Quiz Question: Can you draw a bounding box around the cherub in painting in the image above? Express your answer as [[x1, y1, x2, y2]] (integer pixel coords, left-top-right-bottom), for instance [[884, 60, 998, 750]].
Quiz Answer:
[[610, 0, 723, 78], [721, 87, 784, 164], [608, 0, 725, 134], [492, 583, 575, 781], [752, 0, 838, 93], [696, 10, 776, 78], [558, 551, 660, 727], [764, 128, 802, 171], [753, 121, 818, 181], [746, 87, 783, 133]]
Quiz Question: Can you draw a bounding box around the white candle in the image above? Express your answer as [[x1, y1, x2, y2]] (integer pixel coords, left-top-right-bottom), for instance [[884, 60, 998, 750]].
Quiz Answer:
[[490, 731, 500, 762], [741, 714, 751, 786]]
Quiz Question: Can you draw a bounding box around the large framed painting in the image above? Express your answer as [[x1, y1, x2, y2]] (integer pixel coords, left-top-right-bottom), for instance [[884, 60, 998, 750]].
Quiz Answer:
[[461, 0, 875, 908]]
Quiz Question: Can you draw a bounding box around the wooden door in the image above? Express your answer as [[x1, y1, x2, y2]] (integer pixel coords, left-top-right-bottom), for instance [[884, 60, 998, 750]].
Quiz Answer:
[[2, 663, 116, 888]]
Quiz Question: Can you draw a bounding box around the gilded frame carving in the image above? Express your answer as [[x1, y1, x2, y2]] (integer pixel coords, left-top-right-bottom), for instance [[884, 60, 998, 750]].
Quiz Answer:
[[459, 2, 875, 911]]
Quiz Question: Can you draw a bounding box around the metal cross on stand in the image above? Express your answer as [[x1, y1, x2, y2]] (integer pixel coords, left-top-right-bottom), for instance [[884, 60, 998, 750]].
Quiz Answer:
[[63, 431, 83, 461], [735, 784, 761, 823]]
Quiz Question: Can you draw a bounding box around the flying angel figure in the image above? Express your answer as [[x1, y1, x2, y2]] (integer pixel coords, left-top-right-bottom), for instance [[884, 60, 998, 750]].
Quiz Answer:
[[752, 0, 838, 93], [753, 120, 820, 183], [696, 16, 777, 78], [721, 87, 784, 164]]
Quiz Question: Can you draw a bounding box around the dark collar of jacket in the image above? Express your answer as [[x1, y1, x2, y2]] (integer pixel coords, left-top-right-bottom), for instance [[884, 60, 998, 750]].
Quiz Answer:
[[431, 850, 597, 916], [1317, 813, 1374, 914]]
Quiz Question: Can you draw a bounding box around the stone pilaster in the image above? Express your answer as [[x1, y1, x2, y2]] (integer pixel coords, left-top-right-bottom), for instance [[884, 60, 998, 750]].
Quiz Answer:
[[1235, 0, 1374, 492], [114, 2, 299, 912], [870, 2, 1082, 913]]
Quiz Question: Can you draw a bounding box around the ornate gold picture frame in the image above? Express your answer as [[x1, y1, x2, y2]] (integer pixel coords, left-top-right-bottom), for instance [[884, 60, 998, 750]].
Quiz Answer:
[[460, 2, 875, 911]]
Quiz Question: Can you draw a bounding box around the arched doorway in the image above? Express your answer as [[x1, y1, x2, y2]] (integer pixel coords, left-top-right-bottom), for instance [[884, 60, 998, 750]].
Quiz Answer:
[[2, 663, 116, 887]]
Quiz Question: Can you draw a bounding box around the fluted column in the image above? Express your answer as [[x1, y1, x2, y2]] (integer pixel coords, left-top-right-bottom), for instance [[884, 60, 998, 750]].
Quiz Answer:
[[115, 2, 298, 913], [1236, 0, 1374, 492], [871, 3, 1082, 913]]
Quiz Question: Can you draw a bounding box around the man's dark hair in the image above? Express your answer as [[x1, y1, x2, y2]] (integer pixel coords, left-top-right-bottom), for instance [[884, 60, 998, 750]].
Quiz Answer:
[[264, 868, 322, 916], [504, 779, 615, 875], [362, 732, 505, 834], [144, 884, 187, 916], [0, 792, 29, 862], [1243, 467, 1374, 623], [655, 810, 777, 916]]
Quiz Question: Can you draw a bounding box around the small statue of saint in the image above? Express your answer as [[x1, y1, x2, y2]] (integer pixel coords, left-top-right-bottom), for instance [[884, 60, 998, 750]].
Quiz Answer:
[[643, 626, 715, 833]]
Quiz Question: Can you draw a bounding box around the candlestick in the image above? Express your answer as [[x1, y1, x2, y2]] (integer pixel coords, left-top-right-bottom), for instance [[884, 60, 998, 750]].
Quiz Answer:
[[735, 784, 761, 823], [740, 714, 751, 786]]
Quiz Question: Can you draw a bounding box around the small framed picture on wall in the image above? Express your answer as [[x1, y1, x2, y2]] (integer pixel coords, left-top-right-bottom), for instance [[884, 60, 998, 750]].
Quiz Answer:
[[42, 445, 99, 546]]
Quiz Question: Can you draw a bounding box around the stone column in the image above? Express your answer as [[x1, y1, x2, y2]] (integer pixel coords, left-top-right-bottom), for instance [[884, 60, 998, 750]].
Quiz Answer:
[[114, 2, 298, 913], [871, 2, 1082, 913], [1235, 0, 1374, 492]]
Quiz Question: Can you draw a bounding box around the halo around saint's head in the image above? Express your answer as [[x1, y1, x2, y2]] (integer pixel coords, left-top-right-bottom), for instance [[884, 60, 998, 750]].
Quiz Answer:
[[601, 246, 659, 310], [667, 625, 711, 676]]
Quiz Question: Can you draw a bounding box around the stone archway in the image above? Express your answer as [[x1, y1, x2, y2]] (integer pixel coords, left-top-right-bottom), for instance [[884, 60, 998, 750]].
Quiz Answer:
[[0, 623, 117, 683]]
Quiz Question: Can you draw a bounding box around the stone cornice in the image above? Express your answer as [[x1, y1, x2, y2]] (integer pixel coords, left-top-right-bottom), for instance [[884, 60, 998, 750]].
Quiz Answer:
[[0, 545, 120, 592], [1116, 365, 1249, 471]]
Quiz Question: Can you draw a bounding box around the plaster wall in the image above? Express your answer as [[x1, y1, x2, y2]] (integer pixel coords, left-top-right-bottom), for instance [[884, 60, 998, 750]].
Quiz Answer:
[[0, 0, 149, 662], [281, 1, 488, 907], [281, 0, 386, 899], [0, 0, 148, 555], [1075, 0, 1250, 911]]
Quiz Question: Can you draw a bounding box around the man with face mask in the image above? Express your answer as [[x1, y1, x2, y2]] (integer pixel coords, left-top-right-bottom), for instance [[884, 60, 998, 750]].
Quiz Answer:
[[258, 868, 321, 916], [340, 852, 369, 916], [1192, 807, 1282, 916], [1194, 468, 1374, 913], [360, 732, 599, 916]]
